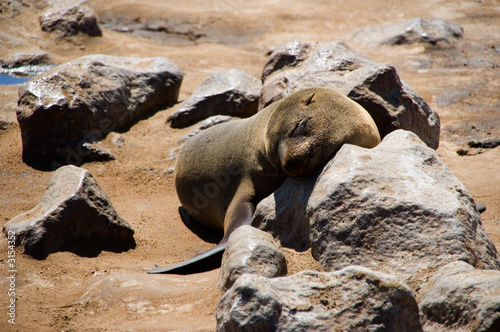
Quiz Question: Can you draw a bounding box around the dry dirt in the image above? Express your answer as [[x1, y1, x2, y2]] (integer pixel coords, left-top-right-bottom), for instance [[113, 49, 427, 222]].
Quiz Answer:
[[1, 0, 499, 331]]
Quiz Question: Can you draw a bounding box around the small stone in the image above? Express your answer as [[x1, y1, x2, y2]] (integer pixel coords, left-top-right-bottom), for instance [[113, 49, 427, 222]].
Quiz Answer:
[[476, 203, 486, 214], [111, 133, 126, 151], [40, 0, 102, 37], [468, 137, 500, 149], [2, 165, 134, 259], [167, 69, 261, 128]]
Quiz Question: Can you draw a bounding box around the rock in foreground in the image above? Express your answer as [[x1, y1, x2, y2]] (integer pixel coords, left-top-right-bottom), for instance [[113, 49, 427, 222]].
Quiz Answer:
[[217, 267, 422, 331], [17, 54, 183, 169], [253, 130, 500, 290], [167, 69, 260, 128], [3, 165, 134, 259], [261, 40, 440, 148]]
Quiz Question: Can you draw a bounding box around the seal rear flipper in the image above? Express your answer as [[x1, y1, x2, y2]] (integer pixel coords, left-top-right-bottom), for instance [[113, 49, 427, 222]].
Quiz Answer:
[[148, 244, 227, 274]]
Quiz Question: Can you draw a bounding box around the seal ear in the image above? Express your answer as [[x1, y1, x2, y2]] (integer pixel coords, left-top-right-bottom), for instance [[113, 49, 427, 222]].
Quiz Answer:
[[302, 92, 316, 106]]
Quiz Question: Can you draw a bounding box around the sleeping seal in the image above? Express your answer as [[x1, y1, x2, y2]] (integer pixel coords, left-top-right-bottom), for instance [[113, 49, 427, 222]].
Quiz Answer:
[[149, 87, 381, 274]]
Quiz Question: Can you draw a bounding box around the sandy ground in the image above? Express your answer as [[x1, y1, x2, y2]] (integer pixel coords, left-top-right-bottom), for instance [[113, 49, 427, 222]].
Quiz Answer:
[[0, 0, 499, 331]]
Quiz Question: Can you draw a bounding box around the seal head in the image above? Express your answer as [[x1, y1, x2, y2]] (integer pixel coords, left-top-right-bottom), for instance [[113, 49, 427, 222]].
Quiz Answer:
[[265, 88, 380, 177]]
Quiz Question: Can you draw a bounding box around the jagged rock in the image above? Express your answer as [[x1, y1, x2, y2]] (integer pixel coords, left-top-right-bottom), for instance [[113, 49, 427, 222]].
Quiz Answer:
[[3, 165, 134, 259], [217, 226, 287, 291], [177, 115, 234, 144], [349, 18, 464, 47], [217, 267, 422, 331], [419, 261, 500, 331], [260, 40, 440, 149], [253, 130, 500, 291], [17, 54, 183, 169], [167, 69, 260, 128], [40, 0, 102, 37]]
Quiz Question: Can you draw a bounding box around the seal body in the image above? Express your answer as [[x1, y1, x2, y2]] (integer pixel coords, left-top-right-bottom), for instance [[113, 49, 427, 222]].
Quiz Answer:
[[175, 87, 380, 241], [149, 88, 380, 273]]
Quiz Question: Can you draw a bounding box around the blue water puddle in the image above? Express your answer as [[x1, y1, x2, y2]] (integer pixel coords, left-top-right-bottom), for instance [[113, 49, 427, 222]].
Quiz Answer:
[[0, 74, 31, 85]]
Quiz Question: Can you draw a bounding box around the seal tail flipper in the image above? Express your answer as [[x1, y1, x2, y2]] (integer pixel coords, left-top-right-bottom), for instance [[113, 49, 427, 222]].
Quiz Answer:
[[148, 243, 227, 274]]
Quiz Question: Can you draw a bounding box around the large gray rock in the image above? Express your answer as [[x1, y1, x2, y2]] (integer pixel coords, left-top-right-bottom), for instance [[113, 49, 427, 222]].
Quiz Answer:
[[167, 69, 261, 128], [217, 267, 422, 331], [419, 261, 500, 332], [17, 54, 183, 168], [253, 130, 500, 290], [260, 40, 440, 149], [218, 226, 287, 291], [3, 165, 134, 259], [349, 18, 464, 47], [40, 0, 102, 37]]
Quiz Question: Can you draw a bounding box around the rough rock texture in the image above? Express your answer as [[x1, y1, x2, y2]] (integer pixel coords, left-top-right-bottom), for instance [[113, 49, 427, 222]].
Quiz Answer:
[[253, 130, 500, 290], [260, 40, 440, 149], [217, 226, 287, 291], [2, 165, 134, 259], [419, 261, 500, 332], [40, 0, 102, 37], [167, 69, 261, 128], [349, 18, 464, 47], [17, 54, 183, 168], [217, 267, 422, 331], [251, 174, 313, 252]]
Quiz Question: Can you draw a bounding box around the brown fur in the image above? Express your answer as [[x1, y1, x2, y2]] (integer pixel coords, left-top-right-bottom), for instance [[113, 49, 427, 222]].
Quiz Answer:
[[174, 88, 381, 244]]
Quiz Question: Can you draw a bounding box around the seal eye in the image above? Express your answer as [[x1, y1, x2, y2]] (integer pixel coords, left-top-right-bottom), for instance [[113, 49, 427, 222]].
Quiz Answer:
[[289, 117, 311, 138]]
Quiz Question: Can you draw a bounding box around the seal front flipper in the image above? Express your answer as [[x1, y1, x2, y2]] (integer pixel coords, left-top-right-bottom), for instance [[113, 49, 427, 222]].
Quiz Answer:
[[148, 197, 255, 274], [148, 244, 227, 274]]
